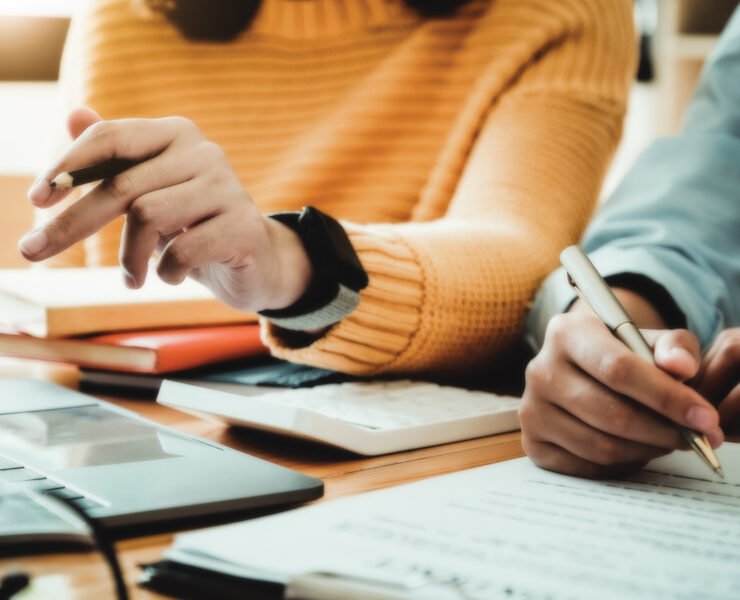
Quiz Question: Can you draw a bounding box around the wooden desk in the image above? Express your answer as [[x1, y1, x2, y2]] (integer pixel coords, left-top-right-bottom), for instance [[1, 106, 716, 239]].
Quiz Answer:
[[0, 360, 524, 599]]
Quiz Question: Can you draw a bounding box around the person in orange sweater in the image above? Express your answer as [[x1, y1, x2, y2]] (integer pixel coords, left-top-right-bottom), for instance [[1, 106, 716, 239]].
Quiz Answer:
[[20, 0, 634, 376]]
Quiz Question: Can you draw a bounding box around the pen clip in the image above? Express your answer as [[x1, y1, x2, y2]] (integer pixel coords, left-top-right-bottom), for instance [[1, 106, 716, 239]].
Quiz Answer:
[[560, 247, 632, 332], [566, 274, 592, 314]]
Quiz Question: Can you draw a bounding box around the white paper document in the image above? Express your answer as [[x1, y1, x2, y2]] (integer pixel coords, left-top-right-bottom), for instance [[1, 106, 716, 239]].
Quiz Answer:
[[167, 444, 740, 599]]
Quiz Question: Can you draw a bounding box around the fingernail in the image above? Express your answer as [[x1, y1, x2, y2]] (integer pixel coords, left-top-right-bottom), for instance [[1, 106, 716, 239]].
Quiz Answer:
[[687, 405, 716, 431], [124, 274, 137, 289], [669, 347, 695, 362], [18, 229, 48, 257], [28, 179, 52, 205]]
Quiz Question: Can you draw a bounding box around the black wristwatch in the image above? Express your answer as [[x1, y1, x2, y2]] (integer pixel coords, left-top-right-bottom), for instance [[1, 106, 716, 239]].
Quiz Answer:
[[259, 207, 368, 330]]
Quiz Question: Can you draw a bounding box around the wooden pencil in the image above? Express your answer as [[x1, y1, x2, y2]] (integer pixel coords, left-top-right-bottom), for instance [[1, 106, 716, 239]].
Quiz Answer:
[[50, 158, 141, 189]]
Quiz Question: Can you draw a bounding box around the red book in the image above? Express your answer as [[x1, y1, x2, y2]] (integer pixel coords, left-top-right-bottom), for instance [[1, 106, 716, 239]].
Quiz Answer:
[[0, 324, 267, 374]]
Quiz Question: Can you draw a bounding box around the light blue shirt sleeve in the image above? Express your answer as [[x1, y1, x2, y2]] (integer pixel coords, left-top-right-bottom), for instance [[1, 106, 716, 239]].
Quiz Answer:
[[525, 7, 740, 354]]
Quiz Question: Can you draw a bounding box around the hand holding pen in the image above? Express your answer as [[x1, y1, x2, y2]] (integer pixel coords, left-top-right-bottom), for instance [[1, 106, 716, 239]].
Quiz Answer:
[[520, 246, 724, 479], [560, 246, 722, 476]]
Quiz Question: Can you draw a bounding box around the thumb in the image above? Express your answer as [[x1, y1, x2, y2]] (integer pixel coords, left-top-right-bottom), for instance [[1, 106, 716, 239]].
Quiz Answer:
[[645, 329, 701, 381], [67, 106, 103, 140]]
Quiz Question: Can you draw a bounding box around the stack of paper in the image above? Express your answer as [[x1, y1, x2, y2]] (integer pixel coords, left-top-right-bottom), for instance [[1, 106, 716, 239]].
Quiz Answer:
[[165, 445, 740, 599]]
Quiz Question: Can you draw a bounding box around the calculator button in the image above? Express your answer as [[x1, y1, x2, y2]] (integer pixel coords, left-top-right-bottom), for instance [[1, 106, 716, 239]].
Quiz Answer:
[[0, 457, 22, 471], [0, 468, 45, 483]]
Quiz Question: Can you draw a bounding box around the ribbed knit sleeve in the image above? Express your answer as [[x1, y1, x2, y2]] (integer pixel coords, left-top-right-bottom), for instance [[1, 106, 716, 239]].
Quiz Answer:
[[264, 0, 634, 374], [47, 0, 633, 375]]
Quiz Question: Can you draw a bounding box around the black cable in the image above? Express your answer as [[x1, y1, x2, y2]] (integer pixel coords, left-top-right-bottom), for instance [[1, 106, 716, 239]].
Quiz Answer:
[[42, 494, 129, 600]]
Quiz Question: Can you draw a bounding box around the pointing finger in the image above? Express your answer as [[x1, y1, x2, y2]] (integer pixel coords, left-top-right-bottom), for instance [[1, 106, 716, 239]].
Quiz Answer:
[[19, 146, 198, 262]]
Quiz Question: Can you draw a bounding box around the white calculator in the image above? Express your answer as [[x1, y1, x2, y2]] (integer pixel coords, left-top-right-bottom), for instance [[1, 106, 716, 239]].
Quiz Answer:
[[157, 379, 520, 456]]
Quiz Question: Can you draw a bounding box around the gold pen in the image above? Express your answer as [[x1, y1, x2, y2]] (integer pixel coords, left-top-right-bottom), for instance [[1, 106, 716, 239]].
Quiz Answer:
[[560, 245, 723, 478]]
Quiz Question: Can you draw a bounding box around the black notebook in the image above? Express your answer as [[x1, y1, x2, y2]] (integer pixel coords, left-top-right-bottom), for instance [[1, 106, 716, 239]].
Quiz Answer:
[[79, 358, 354, 398]]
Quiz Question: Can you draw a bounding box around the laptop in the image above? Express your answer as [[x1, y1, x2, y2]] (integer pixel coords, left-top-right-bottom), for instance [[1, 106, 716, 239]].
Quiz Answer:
[[0, 379, 323, 538]]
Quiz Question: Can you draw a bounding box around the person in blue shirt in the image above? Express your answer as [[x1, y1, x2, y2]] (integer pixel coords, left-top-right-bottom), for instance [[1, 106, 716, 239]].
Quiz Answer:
[[520, 8, 740, 478]]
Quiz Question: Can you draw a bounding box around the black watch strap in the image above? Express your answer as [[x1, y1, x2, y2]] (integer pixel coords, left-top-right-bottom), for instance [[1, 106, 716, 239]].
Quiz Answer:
[[259, 207, 368, 330]]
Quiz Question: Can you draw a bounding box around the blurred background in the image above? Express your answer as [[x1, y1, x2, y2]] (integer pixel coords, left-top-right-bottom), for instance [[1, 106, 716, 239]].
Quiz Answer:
[[0, 0, 738, 268]]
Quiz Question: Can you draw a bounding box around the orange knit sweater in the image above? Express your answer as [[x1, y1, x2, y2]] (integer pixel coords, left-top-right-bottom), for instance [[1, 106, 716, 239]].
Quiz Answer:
[[47, 0, 634, 375]]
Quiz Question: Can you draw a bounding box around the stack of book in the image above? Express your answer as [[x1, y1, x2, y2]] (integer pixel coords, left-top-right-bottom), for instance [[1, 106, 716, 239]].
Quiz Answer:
[[0, 267, 268, 392]]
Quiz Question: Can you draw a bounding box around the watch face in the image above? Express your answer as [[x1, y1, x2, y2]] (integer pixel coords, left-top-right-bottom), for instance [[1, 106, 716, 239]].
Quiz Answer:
[[259, 208, 368, 322], [302, 208, 368, 291]]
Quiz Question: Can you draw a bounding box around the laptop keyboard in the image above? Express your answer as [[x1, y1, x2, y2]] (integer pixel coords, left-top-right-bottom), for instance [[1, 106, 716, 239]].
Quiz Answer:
[[0, 491, 64, 531], [0, 456, 104, 513]]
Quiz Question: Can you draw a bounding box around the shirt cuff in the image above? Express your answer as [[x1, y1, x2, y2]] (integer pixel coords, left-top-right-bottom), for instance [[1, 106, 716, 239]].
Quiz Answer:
[[525, 245, 725, 354], [600, 272, 686, 330], [524, 266, 576, 353]]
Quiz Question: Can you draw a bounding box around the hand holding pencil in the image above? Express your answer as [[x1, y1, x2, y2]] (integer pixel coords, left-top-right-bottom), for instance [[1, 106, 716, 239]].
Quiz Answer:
[[19, 107, 314, 315]]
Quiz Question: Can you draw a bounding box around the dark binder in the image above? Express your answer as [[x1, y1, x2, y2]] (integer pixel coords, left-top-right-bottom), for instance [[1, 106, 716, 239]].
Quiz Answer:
[[139, 560, 284, 600]]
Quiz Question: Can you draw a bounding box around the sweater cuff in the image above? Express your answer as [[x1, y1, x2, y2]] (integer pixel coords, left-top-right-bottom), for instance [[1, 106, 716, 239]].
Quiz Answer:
[[261, 224, 424, 375]]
